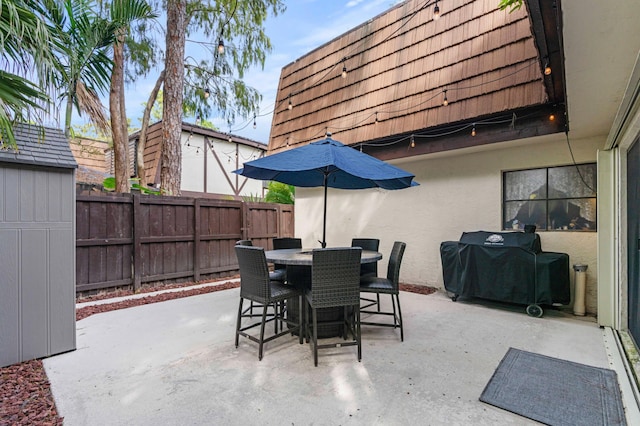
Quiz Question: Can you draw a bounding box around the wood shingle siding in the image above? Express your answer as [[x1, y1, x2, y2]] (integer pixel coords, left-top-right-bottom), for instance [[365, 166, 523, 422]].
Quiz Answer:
[[269, 0, 551, 155]]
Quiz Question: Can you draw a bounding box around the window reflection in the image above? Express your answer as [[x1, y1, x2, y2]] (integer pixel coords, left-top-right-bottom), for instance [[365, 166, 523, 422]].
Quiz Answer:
[[503, 164, 597, 231]]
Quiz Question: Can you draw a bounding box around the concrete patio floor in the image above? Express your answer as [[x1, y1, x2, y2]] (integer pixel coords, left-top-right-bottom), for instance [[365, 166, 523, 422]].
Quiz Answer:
[[44, 287, 640, 425]]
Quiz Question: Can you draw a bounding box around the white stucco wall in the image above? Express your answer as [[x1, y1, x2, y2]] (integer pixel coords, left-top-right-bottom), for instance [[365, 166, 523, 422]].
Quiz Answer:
[[180, 133, 266, 198], [295, 134, 602, 314]]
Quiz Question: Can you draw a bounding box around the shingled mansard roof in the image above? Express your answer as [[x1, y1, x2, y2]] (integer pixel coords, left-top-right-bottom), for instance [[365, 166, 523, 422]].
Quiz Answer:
[[0, 123, 77, 169], [269, 0, 565, 160]]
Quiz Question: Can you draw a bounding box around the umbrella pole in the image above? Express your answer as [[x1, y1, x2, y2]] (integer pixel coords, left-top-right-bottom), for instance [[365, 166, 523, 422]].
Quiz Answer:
[[321, 174, 328, 248]]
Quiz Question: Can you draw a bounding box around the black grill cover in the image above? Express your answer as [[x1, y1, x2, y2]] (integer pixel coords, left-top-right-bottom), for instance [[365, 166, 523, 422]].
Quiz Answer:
[[441, 231, 570, 306]]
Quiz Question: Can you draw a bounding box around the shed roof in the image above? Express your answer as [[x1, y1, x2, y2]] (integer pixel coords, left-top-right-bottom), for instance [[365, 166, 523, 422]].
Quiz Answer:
[[0, 123, 77, 169], [268, 0, 564, 158]]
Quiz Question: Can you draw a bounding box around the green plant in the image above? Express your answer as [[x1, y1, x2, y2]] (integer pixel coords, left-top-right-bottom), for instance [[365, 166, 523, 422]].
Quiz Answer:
[[242, 193, 264, 202], [264, 182, 294, 204], [102, 176, 162, 195], [498, 0, 523, 12]]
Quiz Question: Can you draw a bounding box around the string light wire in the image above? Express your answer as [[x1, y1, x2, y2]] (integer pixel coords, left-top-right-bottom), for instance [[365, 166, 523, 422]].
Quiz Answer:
[[195, 1, 551, 148]]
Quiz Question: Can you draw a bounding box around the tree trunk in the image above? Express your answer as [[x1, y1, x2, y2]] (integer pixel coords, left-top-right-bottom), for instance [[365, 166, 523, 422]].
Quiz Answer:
[[64, 85, 74, 138], [110, 28, 130, 193], [137, 70, 165, 187], [161, 0, 186, 196]]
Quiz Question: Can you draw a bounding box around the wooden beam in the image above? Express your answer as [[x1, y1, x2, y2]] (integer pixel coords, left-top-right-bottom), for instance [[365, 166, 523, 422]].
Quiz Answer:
[[362, 105, 566, 161], [526, 0, 566, 107]]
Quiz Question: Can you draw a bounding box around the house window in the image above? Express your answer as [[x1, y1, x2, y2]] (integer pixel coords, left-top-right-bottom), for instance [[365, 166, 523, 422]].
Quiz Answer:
[[503, 163, 597, 231]]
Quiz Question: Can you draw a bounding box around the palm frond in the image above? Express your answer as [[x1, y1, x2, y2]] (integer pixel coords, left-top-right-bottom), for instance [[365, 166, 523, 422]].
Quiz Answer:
[[75, 80, 111, 136], [0, 70, 49, 147]]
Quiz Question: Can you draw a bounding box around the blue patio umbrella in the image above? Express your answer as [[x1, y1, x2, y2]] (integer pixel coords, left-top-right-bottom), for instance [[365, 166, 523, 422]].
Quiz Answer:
[[233, 137, 419, 248]]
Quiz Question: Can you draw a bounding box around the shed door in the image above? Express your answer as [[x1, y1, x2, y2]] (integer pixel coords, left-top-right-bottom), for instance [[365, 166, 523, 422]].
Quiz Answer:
[[628, 137, 640, 342]]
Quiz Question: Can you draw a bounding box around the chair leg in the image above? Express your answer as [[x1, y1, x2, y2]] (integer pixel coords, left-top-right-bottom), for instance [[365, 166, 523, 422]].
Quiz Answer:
[[343, 306, 349, 340], [304, 298, 310, 344], [242, 300, 254, 316], [391, 294, 398, 328], [395, 294, 404, 342], [376, 294, 381, 312], [258, 305, 268, 361], [235, 298, 244, 348], [298, 295, 303, 345], [355, 305, 361, 362], [312, 307, 318, 367]]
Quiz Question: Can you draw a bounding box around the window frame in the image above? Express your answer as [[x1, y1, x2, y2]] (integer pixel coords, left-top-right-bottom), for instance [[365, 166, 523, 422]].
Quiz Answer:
[[502, 163, 597, 232]]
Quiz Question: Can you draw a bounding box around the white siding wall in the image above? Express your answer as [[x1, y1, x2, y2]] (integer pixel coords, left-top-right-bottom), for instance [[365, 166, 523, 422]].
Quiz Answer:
[[180, 133, 206, 192], [295, 134, 602, 314], [180, 133, 266, 198]]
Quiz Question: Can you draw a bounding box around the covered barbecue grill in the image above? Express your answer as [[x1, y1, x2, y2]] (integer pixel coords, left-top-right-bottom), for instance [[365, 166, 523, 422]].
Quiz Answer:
[[440, 231, 570, 317]]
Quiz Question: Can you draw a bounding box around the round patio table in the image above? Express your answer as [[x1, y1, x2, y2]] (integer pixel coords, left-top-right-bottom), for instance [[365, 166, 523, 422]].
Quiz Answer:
[[265, 248, 382, 338], [265, 248, 382, 266]]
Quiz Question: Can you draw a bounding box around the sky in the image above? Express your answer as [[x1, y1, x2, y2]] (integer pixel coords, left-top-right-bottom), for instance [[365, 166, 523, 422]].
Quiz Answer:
[[72, 0, 404, 145]]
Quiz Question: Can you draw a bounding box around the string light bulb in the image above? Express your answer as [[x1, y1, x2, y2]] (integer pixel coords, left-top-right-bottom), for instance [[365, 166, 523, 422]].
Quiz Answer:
[[375, 112, 379, 124], [549, 113, 555, 121], [228, 134, 233, 143], [204, 88, 210, 99], [544, 61, 552, 76], [442, 89, 448, 106], [342, 64, 347, 79], [288, 94, 293, 110], [471, 124, 476, 137], [433, 0, 440, 20], [253, 115, 257, 129], [217, 29, 225, 55], [410, 134, 415, 148]]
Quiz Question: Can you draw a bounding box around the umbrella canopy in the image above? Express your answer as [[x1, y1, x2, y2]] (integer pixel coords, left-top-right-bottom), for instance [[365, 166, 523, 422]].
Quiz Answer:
[[234, 137, 418, 247]]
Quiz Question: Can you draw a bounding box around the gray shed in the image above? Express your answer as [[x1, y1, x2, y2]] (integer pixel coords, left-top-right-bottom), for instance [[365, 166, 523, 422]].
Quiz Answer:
[[0, 123, 77, 367]]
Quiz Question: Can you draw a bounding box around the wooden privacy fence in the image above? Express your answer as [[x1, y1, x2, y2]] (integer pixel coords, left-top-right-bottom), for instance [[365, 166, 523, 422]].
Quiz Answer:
[[76, 193, 294, 294]]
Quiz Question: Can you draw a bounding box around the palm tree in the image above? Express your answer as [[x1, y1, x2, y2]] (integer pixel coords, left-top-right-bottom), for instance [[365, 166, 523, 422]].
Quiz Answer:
[[108, 0, 157, 192], [42, 0, 117, 137], [0, 0, 54, 147]]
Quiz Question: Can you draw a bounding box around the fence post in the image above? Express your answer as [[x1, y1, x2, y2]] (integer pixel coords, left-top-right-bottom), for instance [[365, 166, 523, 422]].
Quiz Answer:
[[241, 202, 249, 240], [133, 194, 142, 292], [194, 198, 201, 282]]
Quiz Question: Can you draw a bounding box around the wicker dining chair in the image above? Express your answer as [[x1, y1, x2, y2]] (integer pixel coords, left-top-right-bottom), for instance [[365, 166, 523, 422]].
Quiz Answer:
[[273, 237, 302, 250], [305, 247, 362, 366], [234, 245, 303, 360], [360, 241, 407, 341], [235, 239, 282, 318], [272, 237, 302, 283], [351, 238, 381, 310], [236, 239, 286, 282]]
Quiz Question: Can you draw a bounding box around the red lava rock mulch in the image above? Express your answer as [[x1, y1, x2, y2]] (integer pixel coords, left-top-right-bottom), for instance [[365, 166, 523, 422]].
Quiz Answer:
[[2, 281, 437, 424], [400, 283, 437, 295], [76, 281, 240, 321], [0, 359, 63, 426]]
